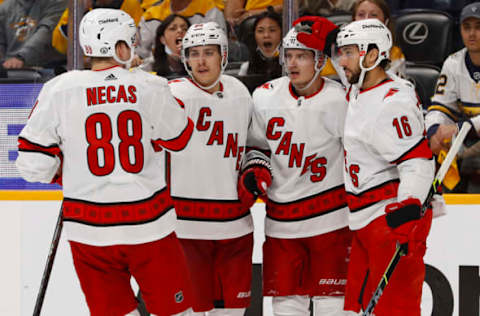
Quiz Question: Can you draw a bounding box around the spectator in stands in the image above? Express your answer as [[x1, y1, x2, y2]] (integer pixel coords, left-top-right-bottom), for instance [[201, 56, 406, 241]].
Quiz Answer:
[[139, 14, 189, 77], [426, 2, 480, 193], [224, 0, 283, 27], [299, 0, 356, 16], [52, 0, 144, 56], [322, 0, 406, 81], [238, 6, 282, 80], [0, 0, 66, 69], [137, 0, 226, 59]]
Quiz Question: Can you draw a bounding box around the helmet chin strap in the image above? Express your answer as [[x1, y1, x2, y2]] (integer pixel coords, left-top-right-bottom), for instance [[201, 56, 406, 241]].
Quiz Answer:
[[112, 44, 134, 68], [354, 54, 382, 89], [190, 72, 222, 90]]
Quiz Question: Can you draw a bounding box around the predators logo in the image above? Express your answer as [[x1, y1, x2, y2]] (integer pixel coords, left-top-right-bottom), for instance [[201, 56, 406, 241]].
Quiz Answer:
[[10, 16, 37, 42]]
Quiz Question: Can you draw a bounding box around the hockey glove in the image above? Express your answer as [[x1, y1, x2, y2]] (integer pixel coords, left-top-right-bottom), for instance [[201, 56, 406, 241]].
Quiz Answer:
[[385, 198, 431, 257], [293, 16, 339, 57], [238, 165, 272, 210]]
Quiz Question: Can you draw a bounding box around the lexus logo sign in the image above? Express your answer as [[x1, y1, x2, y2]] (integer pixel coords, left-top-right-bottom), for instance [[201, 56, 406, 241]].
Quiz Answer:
[[403, 22, 429, 45]]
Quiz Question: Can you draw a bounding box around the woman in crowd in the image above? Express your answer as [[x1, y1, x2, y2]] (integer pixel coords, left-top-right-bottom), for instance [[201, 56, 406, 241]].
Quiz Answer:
[[322, 0, 406, 79], [238, 7, 282, 81], [140, 14, 190, 78]]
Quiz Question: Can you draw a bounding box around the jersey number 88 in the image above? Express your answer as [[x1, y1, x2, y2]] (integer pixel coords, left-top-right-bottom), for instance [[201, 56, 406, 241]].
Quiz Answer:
[[85, 110, 144, 176]]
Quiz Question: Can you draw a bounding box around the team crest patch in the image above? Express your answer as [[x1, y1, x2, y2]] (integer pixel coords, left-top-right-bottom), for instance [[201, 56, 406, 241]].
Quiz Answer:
[[175, 291, 184, 303], [384, 88, 399, 100]]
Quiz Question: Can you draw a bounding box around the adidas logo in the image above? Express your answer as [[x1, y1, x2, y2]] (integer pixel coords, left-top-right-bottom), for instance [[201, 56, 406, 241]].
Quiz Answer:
[[105, 73, 117, 81]]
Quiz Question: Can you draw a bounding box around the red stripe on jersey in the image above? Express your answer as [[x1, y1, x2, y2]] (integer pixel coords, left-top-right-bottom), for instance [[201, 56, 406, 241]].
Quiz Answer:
[[63, 188, 172, 226], [391, 138, 433, 164], [93, 65, 121, 71], [288, 79, 325, 100], [174, 97, 185, 109], [346, 179, 399, 213], [152, 118, 194, 152], [173, 197, 250, 221], [359, 78, 393, 94], [346, 86, 352, 102], [18, 137, 61, 158], [266, 185, 347, 221]]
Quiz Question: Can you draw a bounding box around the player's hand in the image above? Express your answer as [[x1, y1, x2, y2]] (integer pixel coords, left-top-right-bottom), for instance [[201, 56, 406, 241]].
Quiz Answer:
[[3, 57, 25, 69], [385, 198, 431, 257], [238, 165, 272, 209], [428, 124, 458, 155], [130, 54, 143, 67], [293, 16, 338, 56]]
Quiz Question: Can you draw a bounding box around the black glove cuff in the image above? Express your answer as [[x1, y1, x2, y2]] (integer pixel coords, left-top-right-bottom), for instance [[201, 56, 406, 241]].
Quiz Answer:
[[386, 204, 421, 228]]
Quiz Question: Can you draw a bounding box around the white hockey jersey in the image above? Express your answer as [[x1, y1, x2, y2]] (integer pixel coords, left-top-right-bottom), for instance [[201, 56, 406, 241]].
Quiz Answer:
[[343, 78, 434, 230], [16, 66, 193, 246], [249, 76, 349, 238], [168, 75, 254, 240], [426, 48, 480, 133]]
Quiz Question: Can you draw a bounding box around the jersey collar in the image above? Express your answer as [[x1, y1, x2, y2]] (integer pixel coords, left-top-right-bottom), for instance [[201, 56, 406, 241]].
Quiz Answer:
[[288, 79, 325, 100], [188, 78, 224, 95], [359, 78, 393, 94], [93, 65, 122, 72], [465, 52, 480, 83]]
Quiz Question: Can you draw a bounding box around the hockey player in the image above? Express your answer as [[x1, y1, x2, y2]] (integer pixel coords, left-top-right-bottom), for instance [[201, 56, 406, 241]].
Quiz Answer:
[[426, 2, 480, 192], [167, 22, 254, 316], [334, 19, 434, 315], [16, 9, 194, 316], [239, 20, 352, 316]]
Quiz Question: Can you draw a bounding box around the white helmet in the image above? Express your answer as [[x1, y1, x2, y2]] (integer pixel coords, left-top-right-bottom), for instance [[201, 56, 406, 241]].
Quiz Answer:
[[336, 19, 392, 86], [79, 8, 137, 65], [181, 22, 228, 89], [282, 27, 326, 91]]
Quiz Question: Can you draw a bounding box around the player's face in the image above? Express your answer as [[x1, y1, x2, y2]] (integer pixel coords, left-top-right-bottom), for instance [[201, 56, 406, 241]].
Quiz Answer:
[[187, 45, 222, 87], [285, 49, 317, 88], [160, 17, 189, 57], [338, 45, 361, 84], [461, 18, 480, 53], [255, 17, 281, 57], [354, 1, 386, 24]]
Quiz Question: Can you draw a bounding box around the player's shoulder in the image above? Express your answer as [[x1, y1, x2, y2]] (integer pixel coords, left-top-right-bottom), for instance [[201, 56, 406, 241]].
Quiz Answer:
[[41, 69, 85, 92], [220, 74, 251, 96], [167, 77, 191, 92], [252, 76, 287, 98], [322, 77, 347, 96], [130, 68, 170, 87], [380, 79, 420, 113]]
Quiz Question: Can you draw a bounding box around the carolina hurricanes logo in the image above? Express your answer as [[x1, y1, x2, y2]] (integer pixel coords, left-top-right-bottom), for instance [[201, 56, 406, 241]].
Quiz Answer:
[[384, 88, 399, 100], [260, 82, 273, 89]]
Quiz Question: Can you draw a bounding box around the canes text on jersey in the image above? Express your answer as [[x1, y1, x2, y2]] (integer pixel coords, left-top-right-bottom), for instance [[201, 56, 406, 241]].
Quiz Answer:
[[86, 85, 137, 106], [196, 107, 245, 170], [267, 117, 327, 182]]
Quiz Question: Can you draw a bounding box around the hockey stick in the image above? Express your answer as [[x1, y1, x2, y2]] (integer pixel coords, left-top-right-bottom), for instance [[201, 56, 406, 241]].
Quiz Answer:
[[362, 122, 472, 316], [33, 202, 64, 316]]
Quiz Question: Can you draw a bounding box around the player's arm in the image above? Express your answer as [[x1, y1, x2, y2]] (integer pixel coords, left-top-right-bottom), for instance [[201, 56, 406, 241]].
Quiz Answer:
[[425, 60, 471, 154], [150, 82, 193, 152], [238, 102, 272, 208], [16, 87, 62, 184], [374, 98, 434, 250]]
